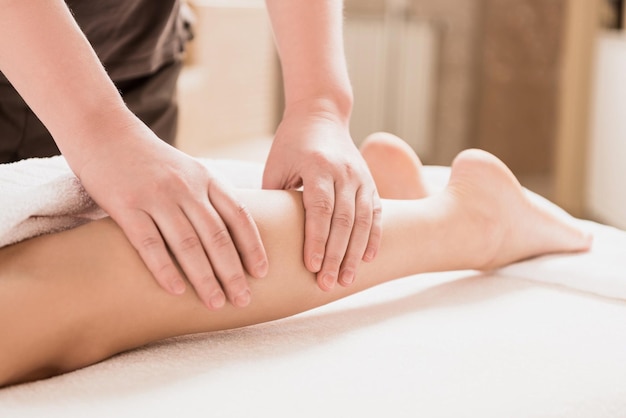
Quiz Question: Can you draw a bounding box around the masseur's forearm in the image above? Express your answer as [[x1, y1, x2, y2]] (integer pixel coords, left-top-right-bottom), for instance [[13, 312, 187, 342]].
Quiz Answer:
[[0, 0, 136, 170], [265, 0, 353, 119]]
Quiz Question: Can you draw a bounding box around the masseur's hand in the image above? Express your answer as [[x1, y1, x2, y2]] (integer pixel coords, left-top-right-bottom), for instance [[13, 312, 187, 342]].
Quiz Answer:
[[77, 122, 268, 310], [263, 108, 382, 291], [0, 0, 264, 309]]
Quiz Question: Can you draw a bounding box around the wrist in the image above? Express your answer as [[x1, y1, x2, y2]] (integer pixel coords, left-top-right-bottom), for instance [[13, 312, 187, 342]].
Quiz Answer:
[[57, 103, 153, 176], [283, 92, 353, 126]]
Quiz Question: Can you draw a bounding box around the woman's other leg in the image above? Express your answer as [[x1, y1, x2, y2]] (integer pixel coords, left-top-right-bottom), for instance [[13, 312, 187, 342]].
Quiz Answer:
[[360, 132, 429, 199]]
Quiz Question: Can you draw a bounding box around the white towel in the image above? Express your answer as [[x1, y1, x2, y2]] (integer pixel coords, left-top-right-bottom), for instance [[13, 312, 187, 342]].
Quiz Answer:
[[0, 156, 264, 249], [0, 157, 105, 248]]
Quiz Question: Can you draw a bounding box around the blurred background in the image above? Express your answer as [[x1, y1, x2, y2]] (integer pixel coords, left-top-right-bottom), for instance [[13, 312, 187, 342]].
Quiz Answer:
[[176, 0, 626, 230]]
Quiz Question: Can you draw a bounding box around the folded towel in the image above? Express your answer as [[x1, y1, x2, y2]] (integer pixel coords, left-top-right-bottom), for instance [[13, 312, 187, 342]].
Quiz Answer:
[[0, 156, 264, 249], [0, 157, 105, 248]]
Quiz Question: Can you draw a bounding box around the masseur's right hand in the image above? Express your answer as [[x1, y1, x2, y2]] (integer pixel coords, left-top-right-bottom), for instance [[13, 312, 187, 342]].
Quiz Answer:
[[76, 119, 268, 310]]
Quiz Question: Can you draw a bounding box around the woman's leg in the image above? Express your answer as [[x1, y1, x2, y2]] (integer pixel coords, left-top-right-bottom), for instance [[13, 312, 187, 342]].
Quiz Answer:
[[0, 149, 591, 386], [360, 132, 429, 199]]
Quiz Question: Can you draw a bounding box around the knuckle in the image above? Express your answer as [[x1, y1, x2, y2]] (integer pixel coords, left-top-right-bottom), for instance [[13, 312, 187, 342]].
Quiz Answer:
[[154, 261, 178, 281], [221, 273, 248, 291], [354, 212, 372, 229], [140, 235, 162, 250], [332, 212, 354, 229], [118, 192, 141, 208], [341, 162, 355, 178], [341, 256, 359, 271], [212, 228, 233, 248], [323, 253, 344, 269], [208, 177, 226, 195], [178, 235, 202, 252], [370, 224, 382, 242], [247, 243, 265, 260], [370, 228, 382, 241], [311, 150, 331, 166], [224, 272, 246, 285], [236, 203, 254, 223], [372, 204, 383, 217], [235, 202, 248, 216], [309, 234, 328, 247], [195, 273, 218, 287], [310, 197, 334, 216], [155, 172, 188, 196]]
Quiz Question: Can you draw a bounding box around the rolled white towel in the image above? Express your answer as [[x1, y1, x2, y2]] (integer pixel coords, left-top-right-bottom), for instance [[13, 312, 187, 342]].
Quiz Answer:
[[0, 156, 265, 249], [0, 156, 105, 248]]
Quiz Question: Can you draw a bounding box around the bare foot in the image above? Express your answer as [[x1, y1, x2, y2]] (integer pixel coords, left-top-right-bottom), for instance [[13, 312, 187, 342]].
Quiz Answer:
[[360, 132, 429, 199], [445, 149, 592, 270]]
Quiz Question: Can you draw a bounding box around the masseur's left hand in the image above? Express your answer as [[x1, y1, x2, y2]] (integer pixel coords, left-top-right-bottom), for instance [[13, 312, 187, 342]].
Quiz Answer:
[[263, 107, 382, 291]]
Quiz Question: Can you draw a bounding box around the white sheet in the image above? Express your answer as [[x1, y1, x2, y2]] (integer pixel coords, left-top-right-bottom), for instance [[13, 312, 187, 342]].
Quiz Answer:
[[1, 158, 626, 418]]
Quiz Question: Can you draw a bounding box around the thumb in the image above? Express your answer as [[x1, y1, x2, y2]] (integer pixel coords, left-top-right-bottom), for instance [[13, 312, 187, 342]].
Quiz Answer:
[[262, 159, 285, 190], [262, 159, 305, 191]]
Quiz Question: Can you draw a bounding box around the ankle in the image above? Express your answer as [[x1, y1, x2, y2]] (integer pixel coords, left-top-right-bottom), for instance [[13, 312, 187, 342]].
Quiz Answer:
[[443, 184, 505, 271]]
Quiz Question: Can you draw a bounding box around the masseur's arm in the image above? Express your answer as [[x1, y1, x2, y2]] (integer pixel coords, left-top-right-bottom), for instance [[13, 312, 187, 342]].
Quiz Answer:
[[0, 0, 268, 309], [263, 0, 382, 291]]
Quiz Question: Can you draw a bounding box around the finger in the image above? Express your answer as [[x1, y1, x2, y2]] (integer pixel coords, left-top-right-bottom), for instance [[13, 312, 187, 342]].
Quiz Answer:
[[316, 183, 356, 291], [338, 186, 374, 287], [302, 176, 335, 275], [116, 210, 187, 296], [262, 163, 282, 190], [262, 161, 301, 191], [192, 179, 268, 307], [183, 195, 252, 309], [208, 183, 268, 280], [363, 191, 383, 262], [153, 205, 227, 310]]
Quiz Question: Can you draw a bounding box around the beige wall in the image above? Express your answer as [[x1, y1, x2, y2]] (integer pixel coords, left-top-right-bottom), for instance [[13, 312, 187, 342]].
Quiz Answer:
[[345, 0, 568, 173], [473, 0, 567, 176], [345, 0, 484, 165], [177, 1, 280, 157], [346, 0, 599, 213]]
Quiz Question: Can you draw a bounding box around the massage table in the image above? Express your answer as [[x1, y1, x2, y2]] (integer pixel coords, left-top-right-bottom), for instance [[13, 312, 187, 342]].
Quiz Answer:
[[1, 157, 625, 418]]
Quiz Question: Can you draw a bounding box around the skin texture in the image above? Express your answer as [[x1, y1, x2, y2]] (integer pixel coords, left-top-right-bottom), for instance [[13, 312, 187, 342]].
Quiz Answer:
[[0, 0, 378, 309], [0, 147, 592, 387]]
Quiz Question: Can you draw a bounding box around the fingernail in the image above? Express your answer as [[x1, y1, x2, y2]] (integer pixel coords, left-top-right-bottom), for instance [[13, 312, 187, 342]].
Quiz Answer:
[[322, 273, 335, 290], [234, 290, 251, 307], [209, 292, 225, 309], [311, 254, 323, 272], [363, 248, 377, 262], [341, 270, 354, 286], [170, 279, 186, 295], [256, 260, 268, 278]]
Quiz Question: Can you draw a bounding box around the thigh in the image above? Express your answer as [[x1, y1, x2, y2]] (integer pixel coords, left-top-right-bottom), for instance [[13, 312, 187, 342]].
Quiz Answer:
[[0, 217, 157, 386]]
